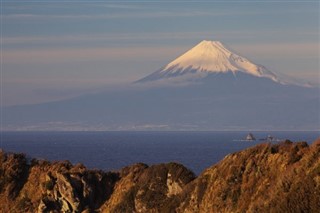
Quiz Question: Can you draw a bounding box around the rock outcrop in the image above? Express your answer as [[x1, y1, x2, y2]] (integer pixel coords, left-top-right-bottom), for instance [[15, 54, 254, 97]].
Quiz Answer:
[[0, 156, 119, 212], [178, 140, 320, 212], [100, 162, 195, 213], [1, 138, 319, 212]]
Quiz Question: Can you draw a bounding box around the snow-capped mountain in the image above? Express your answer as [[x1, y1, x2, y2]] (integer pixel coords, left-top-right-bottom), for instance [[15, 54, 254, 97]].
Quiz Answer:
[[137, 40, 281, 84], [2, 40, 319, 131]]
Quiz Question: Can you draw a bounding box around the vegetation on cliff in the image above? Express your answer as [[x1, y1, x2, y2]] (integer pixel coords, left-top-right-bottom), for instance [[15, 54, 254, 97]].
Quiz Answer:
[[0, 138, 319, 212]]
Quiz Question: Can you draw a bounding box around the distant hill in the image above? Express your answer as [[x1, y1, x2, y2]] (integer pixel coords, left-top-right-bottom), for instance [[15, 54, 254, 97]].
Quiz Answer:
[[1, 138, 320, 212]]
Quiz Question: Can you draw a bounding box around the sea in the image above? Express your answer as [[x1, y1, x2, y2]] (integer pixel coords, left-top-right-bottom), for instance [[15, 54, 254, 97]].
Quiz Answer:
[[0, 131, 319, 175]]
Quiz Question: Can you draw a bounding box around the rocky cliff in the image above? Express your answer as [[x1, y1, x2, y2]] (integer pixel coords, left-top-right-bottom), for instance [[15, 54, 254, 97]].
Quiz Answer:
[[1, 139, 319, 213]]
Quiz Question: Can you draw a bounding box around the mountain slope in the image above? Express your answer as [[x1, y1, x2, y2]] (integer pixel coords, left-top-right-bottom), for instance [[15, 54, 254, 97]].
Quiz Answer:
[[3, 72, 319, 131]]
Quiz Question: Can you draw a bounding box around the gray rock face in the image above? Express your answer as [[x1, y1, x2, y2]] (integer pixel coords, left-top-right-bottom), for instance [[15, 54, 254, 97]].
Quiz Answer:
[[55, 172, 81, 212], [34, 165, 119, 212]]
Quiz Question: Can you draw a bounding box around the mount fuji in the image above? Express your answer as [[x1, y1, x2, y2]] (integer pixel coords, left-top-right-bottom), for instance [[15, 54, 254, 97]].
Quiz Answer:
[[137, 40, 279, 84], [2, 40, 319, 131], [136, 40, 312, 88]]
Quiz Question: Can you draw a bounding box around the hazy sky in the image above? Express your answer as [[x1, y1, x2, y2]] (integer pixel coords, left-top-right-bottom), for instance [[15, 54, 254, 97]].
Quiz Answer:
[[2, 1, 319, 106]]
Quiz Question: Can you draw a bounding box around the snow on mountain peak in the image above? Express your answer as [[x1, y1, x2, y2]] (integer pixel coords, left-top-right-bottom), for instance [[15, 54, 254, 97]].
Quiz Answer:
[[166, 40, 277, 77], [137, 40, 282, 84]]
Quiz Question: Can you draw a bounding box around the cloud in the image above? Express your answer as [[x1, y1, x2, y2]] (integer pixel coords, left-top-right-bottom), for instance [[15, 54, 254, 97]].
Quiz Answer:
[[3, 28, 318, 61], [232, 42, 319, 59], [3, 3, 145, 11], [2, 46, 188, 64], [4, 30, 318, 46], [4, 1, 318, 23], [3, 8, 273, 21], [97, 4, 144, 10], [2, 32, 215, 45]]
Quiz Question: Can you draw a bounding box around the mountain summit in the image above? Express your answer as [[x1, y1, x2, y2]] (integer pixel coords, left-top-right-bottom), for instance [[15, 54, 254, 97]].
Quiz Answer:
[[137, 40, 279, 83]]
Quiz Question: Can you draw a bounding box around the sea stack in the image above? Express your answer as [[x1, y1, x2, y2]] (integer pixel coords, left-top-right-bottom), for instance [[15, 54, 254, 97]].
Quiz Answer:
[[246, 133, 256, 141]]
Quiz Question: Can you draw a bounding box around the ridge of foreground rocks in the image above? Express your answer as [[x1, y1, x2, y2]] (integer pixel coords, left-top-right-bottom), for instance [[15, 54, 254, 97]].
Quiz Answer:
[[0, 138, 319, 212]]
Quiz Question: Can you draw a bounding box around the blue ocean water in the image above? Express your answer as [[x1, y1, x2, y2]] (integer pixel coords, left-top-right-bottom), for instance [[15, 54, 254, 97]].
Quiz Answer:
[[0, 131, 319, 175]]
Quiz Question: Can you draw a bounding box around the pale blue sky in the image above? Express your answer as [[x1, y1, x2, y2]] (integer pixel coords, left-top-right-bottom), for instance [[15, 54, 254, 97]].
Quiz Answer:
[[2, 1, 319, 106]]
